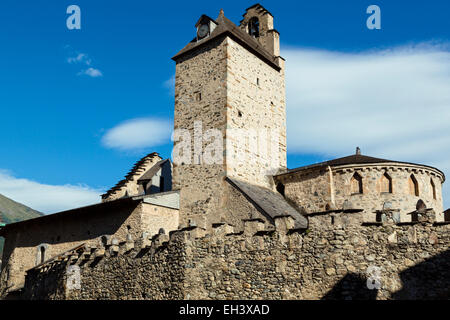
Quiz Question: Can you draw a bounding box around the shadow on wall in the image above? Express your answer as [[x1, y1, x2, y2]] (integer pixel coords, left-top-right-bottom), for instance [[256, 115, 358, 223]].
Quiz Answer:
[[393, 249, 450, 299], [321, 273, 378, 300], [322, 249, 450, 300]]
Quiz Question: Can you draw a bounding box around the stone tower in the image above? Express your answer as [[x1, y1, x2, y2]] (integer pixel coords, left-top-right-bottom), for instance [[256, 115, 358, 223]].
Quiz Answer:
[[171, 4, 286, 229]]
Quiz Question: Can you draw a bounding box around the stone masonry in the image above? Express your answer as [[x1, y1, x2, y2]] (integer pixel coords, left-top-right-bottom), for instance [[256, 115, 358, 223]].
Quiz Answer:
[[22, 210, 450, 300], [172, 8, 286, 231]]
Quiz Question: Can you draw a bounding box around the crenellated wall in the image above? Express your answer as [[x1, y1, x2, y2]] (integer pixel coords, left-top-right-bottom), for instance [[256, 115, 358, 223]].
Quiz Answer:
[[20, 211, 450, 300]]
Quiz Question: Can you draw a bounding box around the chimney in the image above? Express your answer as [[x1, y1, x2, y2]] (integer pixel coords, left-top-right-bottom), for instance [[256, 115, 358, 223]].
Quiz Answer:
[[356, 147, 361, 155]]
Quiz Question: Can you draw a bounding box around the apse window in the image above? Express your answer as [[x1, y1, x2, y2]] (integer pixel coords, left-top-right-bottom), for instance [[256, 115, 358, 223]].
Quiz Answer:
[[350, 172, 363, 194], [408, 174, 419, 197], [430, 178, 436, 200], [380, 172, 392, 193]]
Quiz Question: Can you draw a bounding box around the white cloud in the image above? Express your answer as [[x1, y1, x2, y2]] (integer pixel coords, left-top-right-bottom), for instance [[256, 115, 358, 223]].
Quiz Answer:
[[67, 53, 92, 66], [78, 67, 103, 78], [0, 170, 102, 214], [283, 42, 450, 208], [163, 74, 175, 93], [102, 117, 171, 151], [65, 48, 102, 77]]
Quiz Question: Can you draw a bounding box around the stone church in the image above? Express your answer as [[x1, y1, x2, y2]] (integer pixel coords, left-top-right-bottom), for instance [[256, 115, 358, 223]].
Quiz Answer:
[[1, 4, 449, 300]]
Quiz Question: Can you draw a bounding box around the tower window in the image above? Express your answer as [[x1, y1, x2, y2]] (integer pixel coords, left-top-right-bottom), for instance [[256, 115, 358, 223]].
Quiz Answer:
[[430, 178, 436, 200], [195, 92, 202, 101], [248, 17, 260, 38], [350, 172, 363, 194], [380, 172, 392, 193], [408, 174, 419, 197]]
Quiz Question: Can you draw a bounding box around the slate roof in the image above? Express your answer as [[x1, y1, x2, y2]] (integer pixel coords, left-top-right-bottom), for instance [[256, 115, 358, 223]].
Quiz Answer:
[[276, 153, 445, 179], [101, 152, 161, 200], [172, 10, 281, 71], [226, 177, 308, 230]]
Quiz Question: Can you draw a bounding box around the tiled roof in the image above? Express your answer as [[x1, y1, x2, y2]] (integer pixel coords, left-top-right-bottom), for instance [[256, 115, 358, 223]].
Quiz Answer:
[[172, 10, 280, 71]]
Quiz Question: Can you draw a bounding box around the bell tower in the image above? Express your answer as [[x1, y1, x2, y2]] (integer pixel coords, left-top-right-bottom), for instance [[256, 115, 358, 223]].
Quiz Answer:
[[239, 4, 281, 57], [171, 5, 286, 229]]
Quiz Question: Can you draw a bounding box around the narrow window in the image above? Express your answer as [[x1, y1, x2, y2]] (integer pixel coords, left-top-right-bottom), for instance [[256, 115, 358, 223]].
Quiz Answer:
[[248, 17, 260, 37], [380, 172, 392, 193], [160, 176, 165, 192], [40, 246, 46, 264], [101, 236, 108, 247], [350, 172, 363, 194], [376, 212, 383, 223], [195, 91, 201, 101], [408, 174, 419, 196], [256, 78, 260, 86], [430, 178, 436, 200]]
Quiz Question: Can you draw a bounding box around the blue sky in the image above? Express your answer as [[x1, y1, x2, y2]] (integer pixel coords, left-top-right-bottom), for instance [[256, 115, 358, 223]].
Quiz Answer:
[[0, 0, 449, 213]]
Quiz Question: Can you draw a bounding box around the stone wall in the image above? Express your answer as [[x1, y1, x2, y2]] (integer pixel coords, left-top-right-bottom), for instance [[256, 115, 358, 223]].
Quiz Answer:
[[140, 202, 179, 237], [277, 167, 332, 213], [226, 36, 286, 189], [20, 212, 450, 300], [23, 232, 189, 300]]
